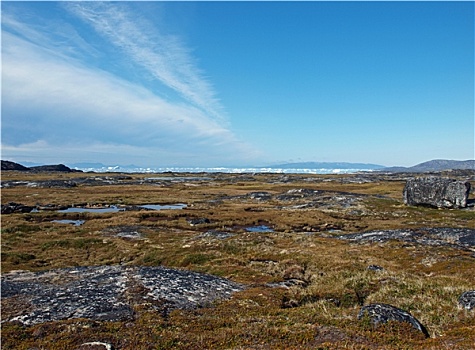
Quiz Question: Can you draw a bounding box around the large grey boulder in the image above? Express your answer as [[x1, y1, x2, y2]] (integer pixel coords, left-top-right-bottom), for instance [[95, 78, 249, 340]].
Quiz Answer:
[[358, 303, 430, 338], [403, 177, 471, 208]]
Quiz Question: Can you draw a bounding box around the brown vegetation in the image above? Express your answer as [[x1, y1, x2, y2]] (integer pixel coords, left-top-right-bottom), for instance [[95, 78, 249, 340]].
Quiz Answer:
[[1, 171, 474, 349]]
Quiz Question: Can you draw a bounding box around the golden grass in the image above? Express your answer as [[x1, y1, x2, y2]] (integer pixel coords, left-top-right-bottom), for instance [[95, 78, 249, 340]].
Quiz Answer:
[[1, 171, 474, 349]]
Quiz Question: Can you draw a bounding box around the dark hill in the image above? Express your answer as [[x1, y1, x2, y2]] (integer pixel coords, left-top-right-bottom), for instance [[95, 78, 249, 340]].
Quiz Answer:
[[268, 162, 384, 170], [29, 164, 79, 172], [382, 159, 475, 172], [1, 160, 30, 171], [1, 161, 81, 173]]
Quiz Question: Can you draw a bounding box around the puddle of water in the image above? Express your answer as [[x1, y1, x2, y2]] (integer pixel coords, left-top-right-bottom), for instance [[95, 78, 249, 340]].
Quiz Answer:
[[58, 206, 124, 213], [140, 204, 187, 210], [246, 225, 274, 233], [52, 219, 85, 226], [57, 204, 186, 213]]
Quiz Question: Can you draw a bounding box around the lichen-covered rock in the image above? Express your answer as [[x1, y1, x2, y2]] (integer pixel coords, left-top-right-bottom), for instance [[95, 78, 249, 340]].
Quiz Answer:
[[358, 303, 430, 338], [1, 265, 243, 325], [403, 177, 471, 208], [458, 290, 475, 310], [338, 227, 475, 250]]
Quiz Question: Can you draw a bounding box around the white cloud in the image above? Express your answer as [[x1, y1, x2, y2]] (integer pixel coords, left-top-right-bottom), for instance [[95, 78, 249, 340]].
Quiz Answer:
[[65, 2, 225, 123], [1, 140, 187, 166], [1, 6, 261, 167]]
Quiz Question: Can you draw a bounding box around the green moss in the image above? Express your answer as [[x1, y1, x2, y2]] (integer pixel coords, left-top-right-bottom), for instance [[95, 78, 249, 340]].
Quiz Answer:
[[180, 253, 215, 266]]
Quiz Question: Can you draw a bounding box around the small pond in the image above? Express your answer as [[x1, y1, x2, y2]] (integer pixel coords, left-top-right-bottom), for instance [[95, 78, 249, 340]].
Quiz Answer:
[[58, 206, 124, 213], [245, 225, 274, 233], [57, 204, 187, 213], [140, 203, 187, 210], [52, 219, 85, 226]]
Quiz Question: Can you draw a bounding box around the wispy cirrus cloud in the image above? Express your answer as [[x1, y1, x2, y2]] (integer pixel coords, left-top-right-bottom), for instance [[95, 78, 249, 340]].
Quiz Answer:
[[1, 2, 260, 166], [65, 2, 225, 123]]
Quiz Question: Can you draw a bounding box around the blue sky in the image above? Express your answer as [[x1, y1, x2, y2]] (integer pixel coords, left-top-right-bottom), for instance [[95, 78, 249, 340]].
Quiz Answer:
[[1, 1, 473, 167]]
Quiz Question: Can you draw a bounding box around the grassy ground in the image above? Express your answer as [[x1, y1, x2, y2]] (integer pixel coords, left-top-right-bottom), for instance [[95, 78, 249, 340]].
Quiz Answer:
[[1, 171, 474, 349]]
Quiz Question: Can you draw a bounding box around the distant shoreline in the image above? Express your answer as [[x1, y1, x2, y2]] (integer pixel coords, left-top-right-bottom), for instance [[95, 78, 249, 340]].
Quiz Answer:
[[72, 166, 380, 174], [2, 159, 474, 174]]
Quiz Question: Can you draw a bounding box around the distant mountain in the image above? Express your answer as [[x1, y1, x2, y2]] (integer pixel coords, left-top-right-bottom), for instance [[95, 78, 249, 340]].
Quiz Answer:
[[382, 159, 475, 172], [267, 162, 384, 170]]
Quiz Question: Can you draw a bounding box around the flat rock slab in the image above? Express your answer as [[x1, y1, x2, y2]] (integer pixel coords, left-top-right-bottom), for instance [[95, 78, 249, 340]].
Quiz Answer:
[[1, 265, 243, 326], [338, 228, 475, 250], [358, 303, 430, 338]]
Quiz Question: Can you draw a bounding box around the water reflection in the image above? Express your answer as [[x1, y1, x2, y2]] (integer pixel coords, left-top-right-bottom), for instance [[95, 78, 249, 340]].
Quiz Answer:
[[52, 219, 85, 226], [58, 206, 124, 213], [140, 204, 187, 210], [245, 225, 274, 233]]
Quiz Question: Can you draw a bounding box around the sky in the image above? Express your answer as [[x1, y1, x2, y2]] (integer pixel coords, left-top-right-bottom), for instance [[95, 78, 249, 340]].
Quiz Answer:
[[1, 1, 474, 168]]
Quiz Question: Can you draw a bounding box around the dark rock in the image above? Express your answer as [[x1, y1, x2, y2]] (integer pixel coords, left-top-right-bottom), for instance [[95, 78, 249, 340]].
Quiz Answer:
[[1, 160, 30, 171], [338, 228, 475, 250], [1, 180, 77, 188], [367, 265, 384, 271], [403, 177, 471, 208], [276, 188, 319, 201], [36, 204, 70, 211], [358, 303, 430, 338], [187, 217, 210, 226], [423, 228, 475, 247], [1, 265, 243, 325], [458, 290, 475, 310], [1, 202, 36, 214], [102, 226, 144, 240], [38, 180, 78, 188], [248, 192, 272, 201]]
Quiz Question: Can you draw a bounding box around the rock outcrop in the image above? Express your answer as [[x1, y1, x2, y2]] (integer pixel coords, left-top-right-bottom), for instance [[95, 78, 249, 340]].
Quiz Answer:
[[358, 303, 430, 338], [1, 265, 243, 326], [403, 177, 471, 208], [458, 290, 475, 310], [338, 227, 475, 250], [1, 202, 36, 214]]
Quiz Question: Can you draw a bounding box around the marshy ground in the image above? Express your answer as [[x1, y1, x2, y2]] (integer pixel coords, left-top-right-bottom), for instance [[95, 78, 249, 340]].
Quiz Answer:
[[1, 170, 474, 349]]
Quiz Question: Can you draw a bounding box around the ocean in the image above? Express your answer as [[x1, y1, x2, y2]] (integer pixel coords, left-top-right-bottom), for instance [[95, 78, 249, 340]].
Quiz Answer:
[[73, 165, 377, 174]]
